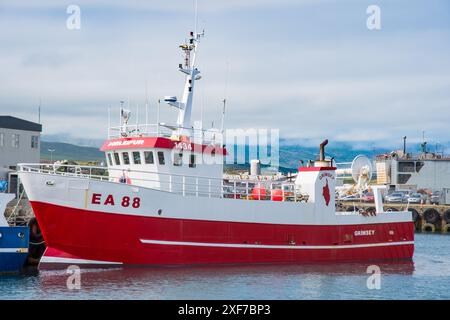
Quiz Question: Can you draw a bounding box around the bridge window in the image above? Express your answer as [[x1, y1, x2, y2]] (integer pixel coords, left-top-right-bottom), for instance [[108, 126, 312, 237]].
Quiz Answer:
[[107, 153, 113, 166], [122, 152, 130, 165], [113, 152, 120, 165], [189, 154, 196, 168], [132, 151, 141, 164], [157, 151, 165, 165], [144, 151, 154, 164], [173, 152, 183, 166]]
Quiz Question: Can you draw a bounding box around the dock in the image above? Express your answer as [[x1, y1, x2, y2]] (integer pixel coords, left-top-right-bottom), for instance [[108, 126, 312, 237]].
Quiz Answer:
[[337, 200, 450, 233]]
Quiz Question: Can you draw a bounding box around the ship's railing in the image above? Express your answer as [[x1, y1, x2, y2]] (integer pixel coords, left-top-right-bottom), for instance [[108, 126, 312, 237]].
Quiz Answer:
[[18, 163, 308, 202], [107, 123, 222, 145]]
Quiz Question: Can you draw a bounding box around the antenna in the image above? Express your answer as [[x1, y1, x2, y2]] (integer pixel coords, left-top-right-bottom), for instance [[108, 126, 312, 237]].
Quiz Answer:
[[350, 155, 373, 184], [221, 61, 229, 133], [194, 0, 198, 35], [136, 103, 139, 131], [403, 136, 407, 157], [120, 100, 125, 126], [108, 106, 111, 138], [38, 98, 41, 124], [145, 81, 149, 132], [220, 98, 226, 133], [157, 99, 161, 136]]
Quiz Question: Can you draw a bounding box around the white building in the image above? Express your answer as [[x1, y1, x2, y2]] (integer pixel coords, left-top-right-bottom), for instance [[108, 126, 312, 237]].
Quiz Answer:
[[376, 151, 450, 192], [0, 116, 42, 188]]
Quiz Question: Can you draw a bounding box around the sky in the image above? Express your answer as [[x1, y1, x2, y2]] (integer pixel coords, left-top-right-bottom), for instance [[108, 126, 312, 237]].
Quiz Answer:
[[0, 0, 449, 149]]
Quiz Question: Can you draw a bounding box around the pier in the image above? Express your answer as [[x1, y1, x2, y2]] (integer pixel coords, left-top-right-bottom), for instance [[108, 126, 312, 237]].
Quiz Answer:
[[337, 200, 450, 233]]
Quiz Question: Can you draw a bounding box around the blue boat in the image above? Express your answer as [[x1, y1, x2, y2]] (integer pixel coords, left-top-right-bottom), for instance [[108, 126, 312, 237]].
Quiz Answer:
[[0, 193, 29, 274]]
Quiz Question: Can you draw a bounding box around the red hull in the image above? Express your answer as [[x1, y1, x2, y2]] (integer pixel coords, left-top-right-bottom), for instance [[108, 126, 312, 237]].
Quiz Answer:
[[30, 201, 414, 268]]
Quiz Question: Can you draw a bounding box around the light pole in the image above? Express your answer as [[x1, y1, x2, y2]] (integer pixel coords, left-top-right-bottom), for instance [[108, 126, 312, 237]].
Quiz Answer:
[[48, 149, 55, 162]]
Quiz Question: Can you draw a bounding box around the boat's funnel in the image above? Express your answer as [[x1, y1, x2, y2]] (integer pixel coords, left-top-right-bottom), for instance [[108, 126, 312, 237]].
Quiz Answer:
[[319, 139, 328, 161], [315, 139, 331, 167]]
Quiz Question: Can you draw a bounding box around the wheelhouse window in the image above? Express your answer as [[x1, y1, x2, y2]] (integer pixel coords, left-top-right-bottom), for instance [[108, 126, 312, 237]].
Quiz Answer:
[[144, 151, 154, 164], [107, 153, 113, 166], [189, 154, 196, 168], [157, 151, 165, 165], [113, 152, 120, 165], [173, 152, 183, 167], [132, 151, 141, 164], [122, 152, 130, 165]]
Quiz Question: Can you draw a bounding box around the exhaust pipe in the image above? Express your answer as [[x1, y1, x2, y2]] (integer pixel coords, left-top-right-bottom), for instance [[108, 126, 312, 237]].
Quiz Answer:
[[319, 139, 328, 161]]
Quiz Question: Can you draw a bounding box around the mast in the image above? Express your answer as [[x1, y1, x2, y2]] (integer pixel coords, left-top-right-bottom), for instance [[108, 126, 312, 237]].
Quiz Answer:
[[176, 30, 204, 134], [162, 1, 204, 137]]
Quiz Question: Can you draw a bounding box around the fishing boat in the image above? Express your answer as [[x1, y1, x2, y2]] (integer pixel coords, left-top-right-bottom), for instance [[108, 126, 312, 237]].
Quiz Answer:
[[0, 193, 29, 273], [18, 30, 414, 269]]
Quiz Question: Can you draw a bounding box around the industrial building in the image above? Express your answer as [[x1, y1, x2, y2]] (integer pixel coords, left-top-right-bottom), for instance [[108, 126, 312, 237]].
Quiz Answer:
[[0, 116, 42, 194], [375, 148, 450, 204]]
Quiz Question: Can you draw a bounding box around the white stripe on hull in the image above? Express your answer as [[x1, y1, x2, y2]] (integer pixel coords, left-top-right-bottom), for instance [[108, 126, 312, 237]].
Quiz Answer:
[[140, 239, 414, 250], [39, 256, 123, 265]]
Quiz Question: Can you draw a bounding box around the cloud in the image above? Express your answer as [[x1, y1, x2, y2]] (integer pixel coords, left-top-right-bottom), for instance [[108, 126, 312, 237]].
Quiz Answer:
[[0, 0, 449, 148]]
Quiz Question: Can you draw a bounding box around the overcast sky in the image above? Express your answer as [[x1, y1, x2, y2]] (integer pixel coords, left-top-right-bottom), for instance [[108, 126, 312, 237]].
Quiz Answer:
[[0, 0, 449, 148]]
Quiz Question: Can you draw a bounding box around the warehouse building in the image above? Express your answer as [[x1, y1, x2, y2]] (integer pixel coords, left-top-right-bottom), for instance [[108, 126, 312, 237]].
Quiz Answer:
[[0, 116, 42, 193]]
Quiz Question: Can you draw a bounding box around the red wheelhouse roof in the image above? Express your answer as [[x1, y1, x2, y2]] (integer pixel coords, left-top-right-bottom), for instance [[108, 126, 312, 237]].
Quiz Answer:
[[100, 136, 227, 155]]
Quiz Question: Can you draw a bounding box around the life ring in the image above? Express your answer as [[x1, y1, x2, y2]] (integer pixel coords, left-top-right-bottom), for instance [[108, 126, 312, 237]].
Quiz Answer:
[[28, 217, 43, 242], [27, 217, 46, 265], [410, 208, 420, 223], [424, 208, 440, 224], [443, 209, 450, 224], [116, 173, 132, 184]]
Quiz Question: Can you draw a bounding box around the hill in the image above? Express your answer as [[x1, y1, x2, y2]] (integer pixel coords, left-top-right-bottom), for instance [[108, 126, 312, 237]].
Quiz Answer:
[[41, 139, 391, 168], [41, 141, 105, 162]]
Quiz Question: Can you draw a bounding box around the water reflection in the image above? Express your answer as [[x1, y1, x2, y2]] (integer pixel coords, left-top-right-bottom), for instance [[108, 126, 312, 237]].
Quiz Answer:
[[4, 233, 450, 299], [20, 260, 413, 299]]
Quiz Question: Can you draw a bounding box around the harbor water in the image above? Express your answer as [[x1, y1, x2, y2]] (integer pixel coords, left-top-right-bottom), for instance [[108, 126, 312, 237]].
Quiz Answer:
[[0, 233, 449, 300]]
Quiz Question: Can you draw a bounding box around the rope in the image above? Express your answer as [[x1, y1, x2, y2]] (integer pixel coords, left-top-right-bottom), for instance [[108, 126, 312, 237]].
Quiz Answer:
[[7, 189, 25, 226], [29, 241, 45, 246]]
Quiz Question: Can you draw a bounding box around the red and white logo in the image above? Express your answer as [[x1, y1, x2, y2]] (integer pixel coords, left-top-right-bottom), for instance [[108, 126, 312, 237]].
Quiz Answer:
[[322, 179, 331, 206]]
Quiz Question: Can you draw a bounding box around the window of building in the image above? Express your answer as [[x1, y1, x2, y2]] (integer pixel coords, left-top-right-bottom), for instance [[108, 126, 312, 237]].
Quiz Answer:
[[113, 152, 120, 165], [144, 151, 154, 164], [107, 153, 113, 166], [157, 151, 165, 165], [189, 154, 196, 168], [11, 134, 19, 148], [122, 152, 130, 165], [0, 133, 4, 147], [397, 174, 412, 184], [416, 161, 425, 173], [132, 151, 141, 164], [173, 152, 183, 167], [31, 135, 39, 149], [398, 161, 415, 173]]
